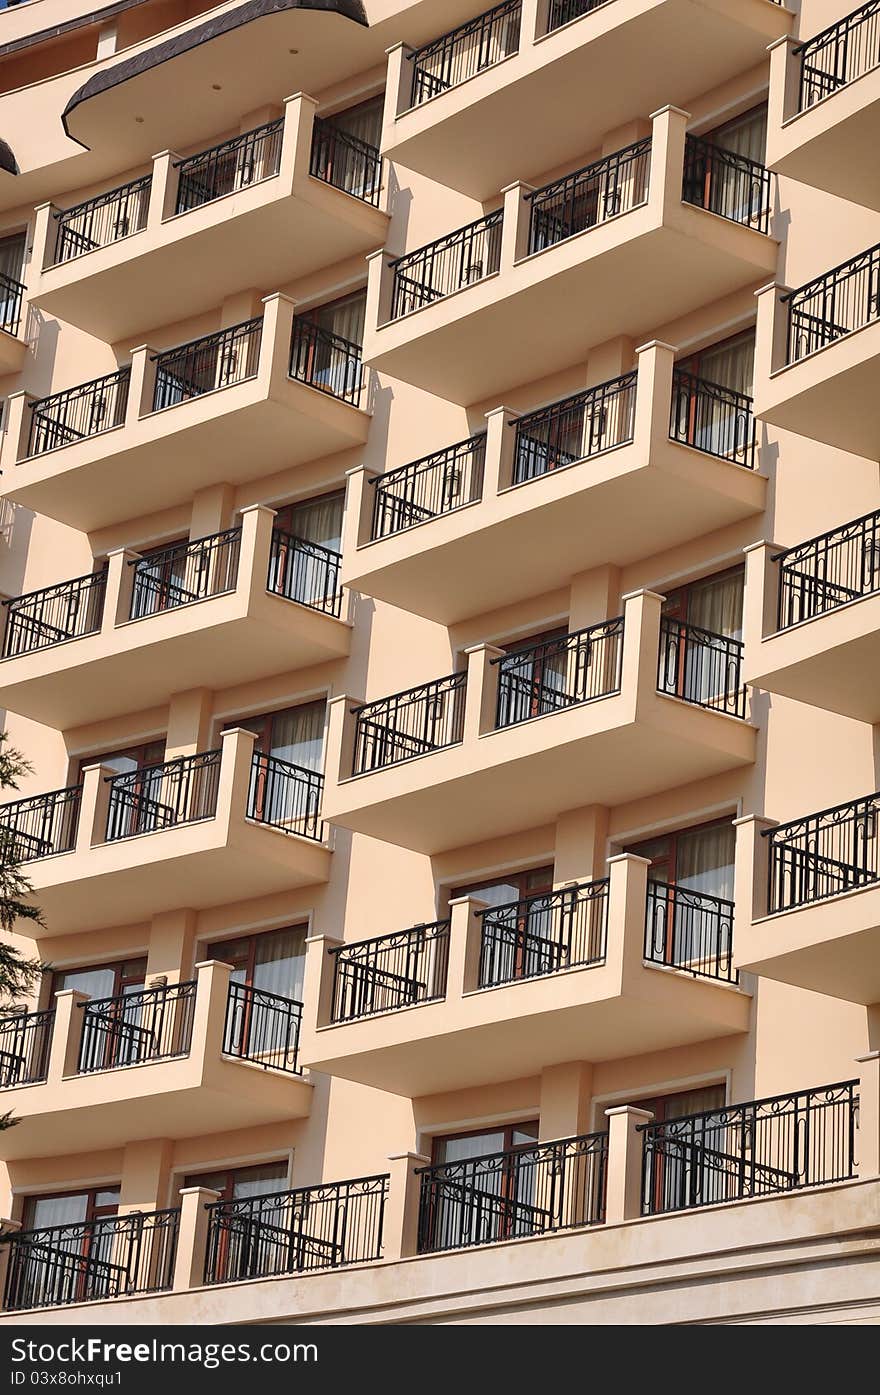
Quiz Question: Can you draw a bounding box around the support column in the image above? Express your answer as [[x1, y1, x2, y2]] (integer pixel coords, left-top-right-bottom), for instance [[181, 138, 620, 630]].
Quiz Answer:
[[46, 990, 89, 1081], [102, 547, 141, 631], [604, 1105, 653, 1223], [483, 405, 519, 495], [500, 181, 534, 270], [554, 805, 610, 884], [146, 908, 199, 984], [173, 1187, 220, 1291], [120, 1140, 174, 1213], [190, 483, 235, 539], [463, 644, 504, 742], [446, 896, 487, 997], [165, 689, 214, 760], [383, 1153, 429, 1261], [301, 932, 343, 1034], [733, 814, 778, 925], [743, 541, 784, 648], [539, 1062, 594, 1140]]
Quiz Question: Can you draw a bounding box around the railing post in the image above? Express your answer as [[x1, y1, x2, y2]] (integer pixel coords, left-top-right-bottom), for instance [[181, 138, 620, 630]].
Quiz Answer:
[[128, 344, 159, 418], [46, 989, 89, 1081], [619, 588, 664, 714], [755, 281, 792, 377], [634, 340, 676, 453], [383, 1152, 430, 1261], [237, 503, 276, 608], [743, 540, 783, 649], [606, 853, 651, 982], [280, 92, 318, 187], [301, 933, 343, 1034], [325, 692, 362, 783], [768, 35, 801, 130], [499, 181, 534, 270], [733, 814, 778, 927], [260, 291, 297, 396], [341, 464, 377, 553], [856, 1051, 880, 1179], [463, 643, 505, 740], [1, 391, 36, 464], [648, 105, 690, 222], [0, 1219, 21, 1308], [172, 1187, 220, 1291], [102, 547, 141, 631], [191, 959, 234, 1069], [522, 0, 546, 44], [366, 247, 395, 331], [604, 1105, 654, 1223], [77, 761, 118, 850], [446, 895, 489, 996], [483, 405, 519, 493], [384, 41, 415, 124], [148, 151, 182, 224], [31, 202, 56, 273], [218, 727, 258, 828]]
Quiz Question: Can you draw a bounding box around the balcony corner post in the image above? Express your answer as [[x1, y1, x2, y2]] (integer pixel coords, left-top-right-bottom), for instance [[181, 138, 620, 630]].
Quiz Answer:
[[648, 105, 690, 222], [768, 36, 801, 131], [1, 391, 36, 465], [743, 540, 783, 649], [127, 344, 159, 419], [237, 503, 276, 606], [606, 853, 651, 984], [733, 814, 778, 927], [31, 202, 55, 275], [281, 92, 319, 188], [383, 1152, 430, 1261], [619, 588, 664, 715], [499, 181, 535, 269], [855, 1051, 880, 1178], [218, 727, 258, 829], [103, 547, 142, 631], [342, 464, 376, 554], [47, 989, 90, 1081], [191, 960, 234, 1069], [384, 42, 416, 124], [149, 151, 182, 225], [604, 1105, 654, 1223], [366, 247, 394, 331], [301, 933, 343, 1035], [463, 643, 505, 740], [755, 281, 792, 378], [77, 761, 117, 850], [447, 895, 489, 996], [522, 0, 546, 44], [483, 405, 518, 493], [172, 1187, 221, 1292], [325, 693, 361, 783], [634, 340, 676, 452], [260, 291, 297, 396]]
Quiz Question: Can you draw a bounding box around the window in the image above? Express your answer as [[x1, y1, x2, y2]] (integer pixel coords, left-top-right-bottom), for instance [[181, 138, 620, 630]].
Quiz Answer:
[[205, 925, 306, 1004], [23, 1186, 120, 1231], [705, 106, 768, 167], [76, 741, 165, 782], [685, 105, 768, 227], [627, 818, 735, 971], [297, 292, 366, 398], [451, 866, 555, 983], [183, 1160, 289, 1203], [626, 1083, 728, 1213], [0, 232, 25, 331], [224, 700, 325, 773], [450, 864, 553, 910], [51, 958, 147, 1003], [51, 959, 149, 1071], [77, 741, 167, 841], [679, 330, 755, 399], [427, 1122, 541, 1246], [270, 492, 344, 608], [626, 819, 735, 901], [128, 535, 200, 619]]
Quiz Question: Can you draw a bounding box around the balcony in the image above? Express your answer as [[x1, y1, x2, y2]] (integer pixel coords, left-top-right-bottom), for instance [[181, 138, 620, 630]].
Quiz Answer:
[[28, 96, 387, 342], [0, 728, 330, 937], [766, 8, 880, 210], [382, 0, 791, 200], [0, 960, 311, 1163], [0, 294, 369, 533], [321, 589, 755, 856], [742, 520, 880, 723], [301, 854, 750, 1096], [0, 274, 26, 375], [735, 799, 880, 1003], [754, 249, 880, 459], [342, 341, 766, 623], [364, 107, 777, 404], [0, 505, 349, 730]]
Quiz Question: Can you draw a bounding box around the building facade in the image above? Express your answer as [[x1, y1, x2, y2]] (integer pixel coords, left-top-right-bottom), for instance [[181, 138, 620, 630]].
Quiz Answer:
[[0, 0, 877, 1326]]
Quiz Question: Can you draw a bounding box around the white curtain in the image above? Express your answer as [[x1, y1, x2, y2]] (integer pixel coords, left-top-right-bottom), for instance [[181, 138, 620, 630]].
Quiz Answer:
[[686, 568, 744, 641]]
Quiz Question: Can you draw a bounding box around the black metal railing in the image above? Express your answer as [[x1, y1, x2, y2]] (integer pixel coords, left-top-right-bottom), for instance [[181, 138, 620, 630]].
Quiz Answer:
[[27, 368, 130, 456], [129, 528, 241, 620], [222, 981, 302, 1075], [765, 792, 880, 912], [2, 568, 107, 657], [513, 373, 636, 484], [152, 318, 261, 411], [352, 672, 467, 774], [0, 1009, 54, 1088], [0, 272, 25, 338], [494, 618, 624, 729], [657, 617, 746, 718], [644, 880, 736, 984], [370, 433, 486, 538], [204, 1175, 388, 1284], [289, 318, 363, 406], [640, 1080, 859, 1216], [797, 0, 880, 111], [390, 210, 503, 320], [310, 116, 381, 206], [2, 1210, 179, 1313], [247, 751, 324, 842], [52, 175, 151, 264], [478, 878, 608, 988], [527, 139, 651, 254], [408, 0, 521, 107], [330, 921, 450, 1022], [547, 0, 609, 29], [78, 981, 196, 1074], [0, 785, 81, 862], [268, 529, 342, 616], [174, 119, 283, 214], [682, 134, 770, 234], [417, 1130, 608, 1254], [785, 242, 880, 363], [669, 368, 756, 469], [775, 507, 880, 629], [105, 751, 221, 842]]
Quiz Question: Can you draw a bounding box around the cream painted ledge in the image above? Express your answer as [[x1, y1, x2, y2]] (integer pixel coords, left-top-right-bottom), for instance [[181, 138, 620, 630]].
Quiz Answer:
[[0, 505, 351, 730], [734, 813, 880, 1003], [742, 540, 880, 724], [364, 106, 778, 405], [299, 854, 751, 1097], [322, 589, 757, 855], [14, 727, 332, 938], [0, 961, 312, 1163], [382, 0, 791, 200], [2, 1178, 877, 1327], [765, 36, 880, 211], [342, 341, 766, 624], [754, 281, 880, 460], [0, 294, 369, 533], [28, 94, 388, 343]]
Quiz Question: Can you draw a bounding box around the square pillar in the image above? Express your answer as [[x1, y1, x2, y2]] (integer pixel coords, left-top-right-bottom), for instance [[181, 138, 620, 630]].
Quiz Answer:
[[554, 805, 610, 885], [384, 41, 416, 125], [383, 1152, 430, 1261], [743, 540, 784, 648], [30, 202, 55, 274], [47, 989, 89, 1081], [77, 762, 118, 850], [102, 547, 141, 630], [1, 391, 36, 465], [733, 813, 778, 925], [280, 92, 319, 187], [366, 247, 395, 331], [146, 909, 198, 984], [768, 36, 802, 131], [604, 1105, 653, 1223], [325, 692, 364, 784], [634, 340, 676, 453], [539, 1062, 594, 1140], [755, 281, 793, 379], [120, 1140, 174, 1213], [148, 151, 182, 225], [619, 588, 664, 714], [606, 852, 651, 982], [173, 1186, 220, 1291], [238, 503, 276, 608], [128, 343, 159, 418], [463, 643, 505, 741], [217, 726, 258, 826], [483, 405, 518, 494], [446, 895, 488, 996], [190, 959, 234, 1067], [301, 932, 343, 1033], [856, 1051, 880, 1179], [259, 292, 297, 396], [342, 464, 377, 552], [500, 181, 534, 270], [166, 689, 214, 760], [648, 105, 690, 223]]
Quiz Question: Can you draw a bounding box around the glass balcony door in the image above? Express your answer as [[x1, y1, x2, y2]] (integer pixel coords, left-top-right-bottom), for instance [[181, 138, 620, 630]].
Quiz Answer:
[[269, 492, 343, 610], [661, 565, 744, 708], [452, 865, 555, 983], [54, 957, 148, 1071], [627, 819, 735, 972]]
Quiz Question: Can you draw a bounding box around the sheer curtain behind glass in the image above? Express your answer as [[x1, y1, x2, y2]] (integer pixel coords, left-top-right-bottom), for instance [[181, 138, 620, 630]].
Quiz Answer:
[[685, 568, 744, 641]]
